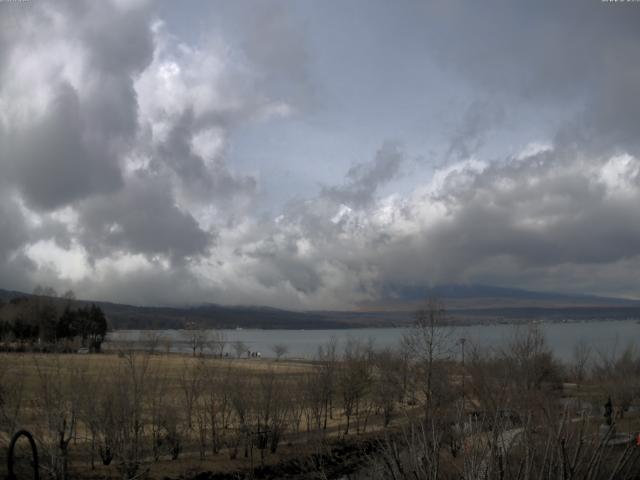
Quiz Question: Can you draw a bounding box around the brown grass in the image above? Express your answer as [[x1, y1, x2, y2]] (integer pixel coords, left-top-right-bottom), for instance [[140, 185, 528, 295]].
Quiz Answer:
[[0, 351, 404, 479]]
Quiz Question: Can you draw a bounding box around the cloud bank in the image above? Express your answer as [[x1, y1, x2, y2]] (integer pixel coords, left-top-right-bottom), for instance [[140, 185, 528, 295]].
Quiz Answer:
[[1, 0, 640, 307]]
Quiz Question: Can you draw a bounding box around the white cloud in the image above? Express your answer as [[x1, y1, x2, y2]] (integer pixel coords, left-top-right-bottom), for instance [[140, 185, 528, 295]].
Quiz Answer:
[[599, 154, 640, 197], [25, 240, 89, 282]]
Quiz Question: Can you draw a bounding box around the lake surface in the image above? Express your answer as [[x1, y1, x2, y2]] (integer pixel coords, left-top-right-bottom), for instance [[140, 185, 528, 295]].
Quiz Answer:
[[106, 320, 640, 362]]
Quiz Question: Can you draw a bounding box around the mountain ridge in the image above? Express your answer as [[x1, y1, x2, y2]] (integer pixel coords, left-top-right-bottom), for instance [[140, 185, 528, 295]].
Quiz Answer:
[[1, 284, 639, 329]]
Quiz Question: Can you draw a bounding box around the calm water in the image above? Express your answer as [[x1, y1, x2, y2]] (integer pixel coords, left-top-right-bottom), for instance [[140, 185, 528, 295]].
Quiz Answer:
[[106, 320, 640, 362]]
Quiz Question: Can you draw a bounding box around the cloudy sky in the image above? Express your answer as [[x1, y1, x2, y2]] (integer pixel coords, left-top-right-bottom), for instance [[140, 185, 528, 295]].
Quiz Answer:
[[1, 0, 640, 308]]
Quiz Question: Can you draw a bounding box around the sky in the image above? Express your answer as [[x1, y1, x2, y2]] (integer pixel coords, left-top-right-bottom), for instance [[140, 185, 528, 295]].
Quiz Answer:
[[1, 0, 640, 309]]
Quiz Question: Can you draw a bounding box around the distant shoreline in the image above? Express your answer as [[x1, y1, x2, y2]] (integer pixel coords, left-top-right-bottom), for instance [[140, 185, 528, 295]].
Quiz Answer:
[[107, 316, 640, 332]]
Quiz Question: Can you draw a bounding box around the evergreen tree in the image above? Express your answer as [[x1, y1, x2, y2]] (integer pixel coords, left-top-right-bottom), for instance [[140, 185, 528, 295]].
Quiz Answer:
[[88, 304, 107, 352], [56, 307, 79, 340]]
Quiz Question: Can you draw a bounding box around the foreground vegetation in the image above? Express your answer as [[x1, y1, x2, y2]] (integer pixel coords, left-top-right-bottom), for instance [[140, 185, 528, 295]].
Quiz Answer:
[[1, 299, 640, 479]]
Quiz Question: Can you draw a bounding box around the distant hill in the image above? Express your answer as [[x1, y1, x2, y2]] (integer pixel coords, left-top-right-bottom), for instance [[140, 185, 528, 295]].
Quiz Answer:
[[0, 289, 354, 329], [366, 283, 640, 310], [1, 284, 640, 330], [92, 301, 351, 330]]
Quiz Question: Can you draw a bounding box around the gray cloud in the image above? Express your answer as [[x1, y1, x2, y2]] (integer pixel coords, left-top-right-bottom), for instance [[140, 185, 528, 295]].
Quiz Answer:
[[0, 0, 303, 295], [447, 101, 504, 160], [0, 195, 37, 292], [423, 0, 640, 154], [321, 142, 404, 208], [0, 198, 28, 264], [0, 1, 153, 212], [78, 174, 212, 264], [155, 110, 257, 206], [370, 151, 640, 294], [81, 263, 211, 307], [2, 0, 640, 307], [232, 144, 640, 307], [7, 82, 124, 210]]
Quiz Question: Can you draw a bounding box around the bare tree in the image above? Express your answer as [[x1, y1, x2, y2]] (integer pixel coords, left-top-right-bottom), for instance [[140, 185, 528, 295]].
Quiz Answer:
[[302, 370, 325, 432], [183, 328, 210, 357], [316, 338, 338, 429], [271, 343, 289, 361], [111, 351, 153, 479], [505, 324, 561, 393], [403, 297, 453, 418], [204, 362, 233, 454], [146, 358, 170, 461], [92, 376, 118, 467], [209, 330, 227, 357], [142, 331, 163, 355], [233, 340, 248, 359], [254, 367, 290, 461], [287, 375, 306, 434], [161, 335, 173, 355], [77, 362, 109, 470], [570, 338, 592, 382], [339, 338, 373, 435], [228, 370, 251, 459], [372, 349, 403, 427], [178, 359, 206, 430], [0, 354, 26, 439], [32, 355, 85, 480]]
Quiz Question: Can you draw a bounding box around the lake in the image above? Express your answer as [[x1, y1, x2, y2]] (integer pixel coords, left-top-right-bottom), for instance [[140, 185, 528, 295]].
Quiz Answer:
[[105, 319, 640, 362]]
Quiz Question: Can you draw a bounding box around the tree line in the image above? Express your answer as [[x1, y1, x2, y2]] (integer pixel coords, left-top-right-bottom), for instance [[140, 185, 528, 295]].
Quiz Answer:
[[0, 286, 107, 352]]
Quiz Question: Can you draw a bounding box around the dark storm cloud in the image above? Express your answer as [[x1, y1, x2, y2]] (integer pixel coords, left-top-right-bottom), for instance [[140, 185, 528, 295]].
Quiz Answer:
[[0, 195, 37, 292], [78, 174, 213, 264], [7, 82, 124, 210], [0, 197, 29, 263], [0, 254, 36, 296]]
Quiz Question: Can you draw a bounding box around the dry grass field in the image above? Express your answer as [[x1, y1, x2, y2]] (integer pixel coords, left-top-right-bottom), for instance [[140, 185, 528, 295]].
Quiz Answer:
[[0, 352, 317, 397], [2, 324, 640, 480], [0, 349, 412, 479]]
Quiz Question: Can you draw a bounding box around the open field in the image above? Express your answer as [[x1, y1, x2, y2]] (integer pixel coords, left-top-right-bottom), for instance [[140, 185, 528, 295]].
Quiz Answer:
[[0, 348, 417, 479], [3, 322, 640, 479]]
